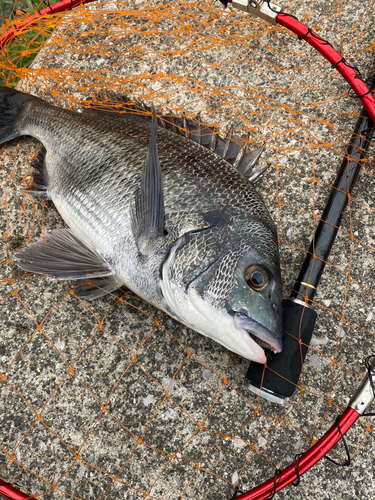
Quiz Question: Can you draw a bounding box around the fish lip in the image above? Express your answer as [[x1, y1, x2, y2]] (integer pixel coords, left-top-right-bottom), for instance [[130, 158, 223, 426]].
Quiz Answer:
[[233, 312, 283, 354]]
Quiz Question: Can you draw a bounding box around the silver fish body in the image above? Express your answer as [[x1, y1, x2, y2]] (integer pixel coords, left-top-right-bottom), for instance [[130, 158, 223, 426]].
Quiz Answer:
[[1, 87, 283, 363]]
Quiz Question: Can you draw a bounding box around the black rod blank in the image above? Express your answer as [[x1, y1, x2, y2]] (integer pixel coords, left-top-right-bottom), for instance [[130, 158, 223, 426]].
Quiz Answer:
[[291, 109, 375, 302]]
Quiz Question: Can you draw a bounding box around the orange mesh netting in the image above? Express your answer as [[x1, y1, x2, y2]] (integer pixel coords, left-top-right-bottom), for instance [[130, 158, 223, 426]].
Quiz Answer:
[[0, 1, 374, 499]]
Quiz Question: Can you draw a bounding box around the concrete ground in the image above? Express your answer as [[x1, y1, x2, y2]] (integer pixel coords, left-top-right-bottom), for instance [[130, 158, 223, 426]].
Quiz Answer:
[[0, 0, 374, 499]]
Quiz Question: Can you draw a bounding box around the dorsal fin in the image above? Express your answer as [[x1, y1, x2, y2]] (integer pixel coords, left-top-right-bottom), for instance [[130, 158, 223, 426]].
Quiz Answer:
[[82, 93, 143, 116], [81, 94, 265, 181], [130, 113, 166, 254], [237, 145, 266, 182], [28, 145, 51, 199]]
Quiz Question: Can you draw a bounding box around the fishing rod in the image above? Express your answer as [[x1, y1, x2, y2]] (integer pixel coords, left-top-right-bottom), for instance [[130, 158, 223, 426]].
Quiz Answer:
[[247, 102, 375, 402], [241, 100, 375, 499]]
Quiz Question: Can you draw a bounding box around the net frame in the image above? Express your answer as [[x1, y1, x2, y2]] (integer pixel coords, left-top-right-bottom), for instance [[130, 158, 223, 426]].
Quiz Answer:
[[0, 0, 375, 500]]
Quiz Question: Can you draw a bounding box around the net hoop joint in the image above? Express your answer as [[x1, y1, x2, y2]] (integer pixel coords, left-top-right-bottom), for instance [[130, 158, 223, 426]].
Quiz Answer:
[[234, 407, 360, 500]]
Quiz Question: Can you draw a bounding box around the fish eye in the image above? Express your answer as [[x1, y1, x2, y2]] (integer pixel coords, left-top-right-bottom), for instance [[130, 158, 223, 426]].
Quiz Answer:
[[245, 265, 270, 291]]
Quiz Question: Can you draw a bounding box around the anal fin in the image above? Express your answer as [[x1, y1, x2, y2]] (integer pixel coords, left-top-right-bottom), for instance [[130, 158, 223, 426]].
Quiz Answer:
[[14, 228, 113, 280]]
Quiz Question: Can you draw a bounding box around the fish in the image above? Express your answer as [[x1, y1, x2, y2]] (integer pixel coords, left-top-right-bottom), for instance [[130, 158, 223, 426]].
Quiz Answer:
[[0, 86, 283, 363]]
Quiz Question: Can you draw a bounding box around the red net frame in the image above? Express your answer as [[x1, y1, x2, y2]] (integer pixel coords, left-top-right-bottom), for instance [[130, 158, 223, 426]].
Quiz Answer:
[[0, 2, 373, 498]]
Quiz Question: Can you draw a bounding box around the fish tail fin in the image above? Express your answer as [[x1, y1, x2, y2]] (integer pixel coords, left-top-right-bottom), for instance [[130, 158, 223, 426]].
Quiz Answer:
[[0, 86, 34, 145]]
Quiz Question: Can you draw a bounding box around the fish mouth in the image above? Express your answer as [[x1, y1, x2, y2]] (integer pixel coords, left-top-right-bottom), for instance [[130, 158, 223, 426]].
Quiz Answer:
[[248, 333, 277, 351], [234, 312, 283, 355]]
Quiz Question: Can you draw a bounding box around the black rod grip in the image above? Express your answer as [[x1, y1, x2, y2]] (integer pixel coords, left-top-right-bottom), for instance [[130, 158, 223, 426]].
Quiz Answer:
[[247, 299, 317, 398]]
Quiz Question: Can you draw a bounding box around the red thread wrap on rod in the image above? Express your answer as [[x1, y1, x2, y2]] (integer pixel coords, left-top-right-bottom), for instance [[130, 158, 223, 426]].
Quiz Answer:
[[235, 407, 360, 500], [276, 13, 375, 124]]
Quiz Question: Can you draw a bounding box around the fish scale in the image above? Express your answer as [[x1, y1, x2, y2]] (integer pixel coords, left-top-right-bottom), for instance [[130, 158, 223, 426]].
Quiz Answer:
[[1, 86, 283, 363]]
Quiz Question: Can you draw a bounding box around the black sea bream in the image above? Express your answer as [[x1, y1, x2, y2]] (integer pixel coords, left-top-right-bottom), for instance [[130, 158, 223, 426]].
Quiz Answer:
[[0, 87, 283, 363]]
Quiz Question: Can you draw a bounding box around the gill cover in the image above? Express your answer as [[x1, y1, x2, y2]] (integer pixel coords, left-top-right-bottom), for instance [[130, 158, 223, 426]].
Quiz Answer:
[[160, 215, 283, 363]]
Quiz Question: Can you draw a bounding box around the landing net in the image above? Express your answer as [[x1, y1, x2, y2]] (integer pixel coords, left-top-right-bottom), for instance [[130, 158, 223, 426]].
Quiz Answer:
[[0, 1, 374, 499]]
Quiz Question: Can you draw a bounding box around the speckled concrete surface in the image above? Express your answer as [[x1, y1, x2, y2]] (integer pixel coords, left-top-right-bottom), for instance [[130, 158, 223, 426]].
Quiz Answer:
[[0, 1, 374, 499]]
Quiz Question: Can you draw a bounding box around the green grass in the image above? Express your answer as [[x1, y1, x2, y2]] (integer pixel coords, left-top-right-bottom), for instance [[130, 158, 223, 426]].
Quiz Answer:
[[1, 0, 38, 26], [1, 0, 56, 86], [1, 0, 18, 22]]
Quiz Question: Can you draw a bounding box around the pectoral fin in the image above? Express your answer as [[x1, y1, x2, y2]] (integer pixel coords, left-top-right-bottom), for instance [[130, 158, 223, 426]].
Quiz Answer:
[[14, 228, 113, 280], [130, 113, 166, 253], [72, 276, 123, 299]]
